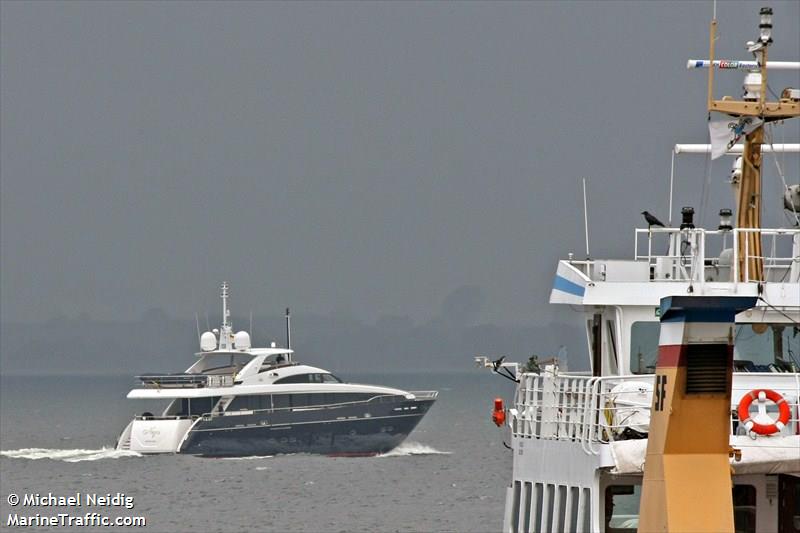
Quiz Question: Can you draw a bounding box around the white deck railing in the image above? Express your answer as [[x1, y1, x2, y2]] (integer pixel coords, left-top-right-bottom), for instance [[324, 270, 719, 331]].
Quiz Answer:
[[510, 372, 800, 456], [631, 227, 799, 284]]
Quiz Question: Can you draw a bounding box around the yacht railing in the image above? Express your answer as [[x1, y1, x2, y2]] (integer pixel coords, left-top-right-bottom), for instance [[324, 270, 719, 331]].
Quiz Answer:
[[411, 390, 439, 400], [136, 374, 234, 389], [510, 371, 800, 456]]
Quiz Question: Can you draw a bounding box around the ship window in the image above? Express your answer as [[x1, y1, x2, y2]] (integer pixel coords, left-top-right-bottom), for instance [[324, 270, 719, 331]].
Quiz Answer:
[[734, 323, 799, 372], [606, 320, 619, 373], [274, 373, 343, 384], [604, 485, 640, 532], [272, 394, 290, 409], [630, 321, 660, 374], [228, 394, 269, 411], [274, 374, 311, 384], [733, 485, 756, 533], [179, 396, 220, 416], [607, 320, 618, 362]]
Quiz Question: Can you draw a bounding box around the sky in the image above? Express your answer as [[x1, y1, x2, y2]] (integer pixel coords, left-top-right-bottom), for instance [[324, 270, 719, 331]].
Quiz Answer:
[[1, 0, 798, 327]]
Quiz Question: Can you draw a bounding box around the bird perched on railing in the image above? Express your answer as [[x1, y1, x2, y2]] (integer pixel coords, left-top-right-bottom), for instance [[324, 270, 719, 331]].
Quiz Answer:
[[641, 211, 665, 229]]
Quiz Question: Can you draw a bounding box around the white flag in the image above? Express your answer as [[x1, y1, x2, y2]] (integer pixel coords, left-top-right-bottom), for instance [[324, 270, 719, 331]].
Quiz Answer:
[[708, 117, 763, 159]]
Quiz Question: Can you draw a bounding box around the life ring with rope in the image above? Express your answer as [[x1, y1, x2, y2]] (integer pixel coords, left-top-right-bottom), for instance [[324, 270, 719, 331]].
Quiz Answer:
[[737, 389, 791, 436]]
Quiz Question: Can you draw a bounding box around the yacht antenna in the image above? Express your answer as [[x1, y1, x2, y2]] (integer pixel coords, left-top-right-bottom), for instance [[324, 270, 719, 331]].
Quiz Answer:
[[219, 281, 233, 350], [582, 178, 590, 258], [195, 312, 201, 343], [285, 307, 292, 353], [220, 282, 231, 330]]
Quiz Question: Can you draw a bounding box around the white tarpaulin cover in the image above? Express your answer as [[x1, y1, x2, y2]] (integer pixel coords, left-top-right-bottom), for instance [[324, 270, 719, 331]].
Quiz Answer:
[[610, 435, 800, 475], [608, 381, 653, 436]]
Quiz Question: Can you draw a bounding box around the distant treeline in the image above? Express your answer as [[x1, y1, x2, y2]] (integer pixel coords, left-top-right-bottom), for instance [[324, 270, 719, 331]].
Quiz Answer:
[[0, 310, 586, 376]]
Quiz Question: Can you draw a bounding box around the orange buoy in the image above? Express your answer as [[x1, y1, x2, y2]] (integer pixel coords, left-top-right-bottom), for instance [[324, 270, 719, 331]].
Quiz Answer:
[[492, 397, 506, 427], [737, 389, 791, 435]]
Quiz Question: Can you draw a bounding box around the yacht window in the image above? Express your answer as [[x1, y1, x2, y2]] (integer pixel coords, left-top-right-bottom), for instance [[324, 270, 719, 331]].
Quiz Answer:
[[734, 323, 799, 372], [733, 485, 756, 533], [604, 485, 640, 532], [271, 394, 290, 409], [179, 396, 220, 416], [228, 395, 269, 411], [274, 373, 343, 384], [274, 374, 311, 384], [630, 321, 661, 374]]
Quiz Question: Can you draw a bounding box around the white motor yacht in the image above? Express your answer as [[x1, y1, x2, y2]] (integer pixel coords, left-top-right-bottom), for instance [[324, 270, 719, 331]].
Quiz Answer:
[[117, 282, 437, 457]]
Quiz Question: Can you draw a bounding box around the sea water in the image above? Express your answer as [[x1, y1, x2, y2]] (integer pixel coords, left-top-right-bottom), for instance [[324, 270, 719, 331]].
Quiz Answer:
[[0, 372, 514, 532]]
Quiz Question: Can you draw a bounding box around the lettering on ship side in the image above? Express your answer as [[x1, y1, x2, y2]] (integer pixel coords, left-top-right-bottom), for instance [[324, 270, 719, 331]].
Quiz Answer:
[[653, 375, 667, 412]]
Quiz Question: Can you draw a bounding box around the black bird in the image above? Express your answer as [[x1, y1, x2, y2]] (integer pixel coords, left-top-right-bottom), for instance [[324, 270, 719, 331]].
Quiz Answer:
[[641, 211, 665, 228]]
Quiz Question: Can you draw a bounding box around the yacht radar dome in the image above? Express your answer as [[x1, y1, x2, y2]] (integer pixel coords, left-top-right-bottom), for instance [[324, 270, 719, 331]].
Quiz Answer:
[[200, 331, 217, 351], [234, 331, 251, 350]]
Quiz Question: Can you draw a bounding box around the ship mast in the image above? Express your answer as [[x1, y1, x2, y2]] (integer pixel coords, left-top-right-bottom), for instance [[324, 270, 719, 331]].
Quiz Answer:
[[703, 7, 799, 281]]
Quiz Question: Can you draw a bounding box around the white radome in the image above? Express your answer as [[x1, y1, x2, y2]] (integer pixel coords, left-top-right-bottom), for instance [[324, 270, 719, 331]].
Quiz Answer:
[[200, 331, 217, 352], [234, 331, 251, 350]]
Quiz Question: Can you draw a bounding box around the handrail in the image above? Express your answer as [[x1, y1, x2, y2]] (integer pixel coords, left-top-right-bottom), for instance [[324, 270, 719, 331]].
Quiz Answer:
[[136, 374, 235, 389], [510, 371, 800, 456], [632, 227, 799, 283]]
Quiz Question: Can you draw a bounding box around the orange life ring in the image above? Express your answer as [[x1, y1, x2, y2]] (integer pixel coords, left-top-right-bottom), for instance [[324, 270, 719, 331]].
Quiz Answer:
[[737, 389, 791, 435], [492, 398, 506, 427]]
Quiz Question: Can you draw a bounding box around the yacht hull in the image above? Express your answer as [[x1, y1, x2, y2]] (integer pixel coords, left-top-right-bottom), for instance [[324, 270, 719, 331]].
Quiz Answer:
[[179, 398, 434, 457]]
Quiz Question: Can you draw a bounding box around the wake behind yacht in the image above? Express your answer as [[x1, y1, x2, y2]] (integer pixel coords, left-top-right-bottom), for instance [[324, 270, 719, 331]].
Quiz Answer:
[[116, 283, 437, 457]]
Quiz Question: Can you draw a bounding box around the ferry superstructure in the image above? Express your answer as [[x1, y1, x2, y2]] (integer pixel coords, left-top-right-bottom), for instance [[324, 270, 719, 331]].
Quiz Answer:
[[480, 7, 799, 532], [116, 283, 437, 457]]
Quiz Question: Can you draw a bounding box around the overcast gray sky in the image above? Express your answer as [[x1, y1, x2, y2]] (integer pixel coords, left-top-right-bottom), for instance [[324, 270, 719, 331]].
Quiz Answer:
[[1, 1, 798, 326]]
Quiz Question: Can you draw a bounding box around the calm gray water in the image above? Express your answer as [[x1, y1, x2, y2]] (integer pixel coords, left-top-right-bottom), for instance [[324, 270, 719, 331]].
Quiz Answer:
[[0, 372, 515, 532]]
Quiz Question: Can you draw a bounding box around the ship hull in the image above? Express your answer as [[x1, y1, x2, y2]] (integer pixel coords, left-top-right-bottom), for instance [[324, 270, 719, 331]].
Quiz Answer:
[[179, 398, 434, 457]]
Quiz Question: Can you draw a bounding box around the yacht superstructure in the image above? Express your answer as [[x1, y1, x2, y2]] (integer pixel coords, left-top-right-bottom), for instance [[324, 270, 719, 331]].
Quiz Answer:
[[480, 7, 799, 532], [116, 283, 437, 457]]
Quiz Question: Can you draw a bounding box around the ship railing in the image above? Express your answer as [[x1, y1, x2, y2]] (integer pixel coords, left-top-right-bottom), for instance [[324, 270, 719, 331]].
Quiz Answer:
[[510, 372, 800, 456], [136, 373, 234, 389], [411, 390, 439, 400], [632, 227, 799, 284], [511, 374, 654, 455]]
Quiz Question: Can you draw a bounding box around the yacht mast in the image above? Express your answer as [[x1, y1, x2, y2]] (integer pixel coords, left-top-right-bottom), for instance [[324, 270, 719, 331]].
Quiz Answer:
[[219, 281, 233, 350]]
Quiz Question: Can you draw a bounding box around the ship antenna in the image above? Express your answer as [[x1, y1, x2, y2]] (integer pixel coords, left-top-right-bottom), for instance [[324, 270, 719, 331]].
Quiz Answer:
[[285, 307, 292, 354], [668, 149, 675, 227], [220, 281, 231, 330], [582, 178, 591, 258], [195, 312, 202, 343]]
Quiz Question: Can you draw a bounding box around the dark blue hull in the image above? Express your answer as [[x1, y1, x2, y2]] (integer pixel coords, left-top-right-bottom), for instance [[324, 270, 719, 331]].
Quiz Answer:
[[180, 399, 434, 457]]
